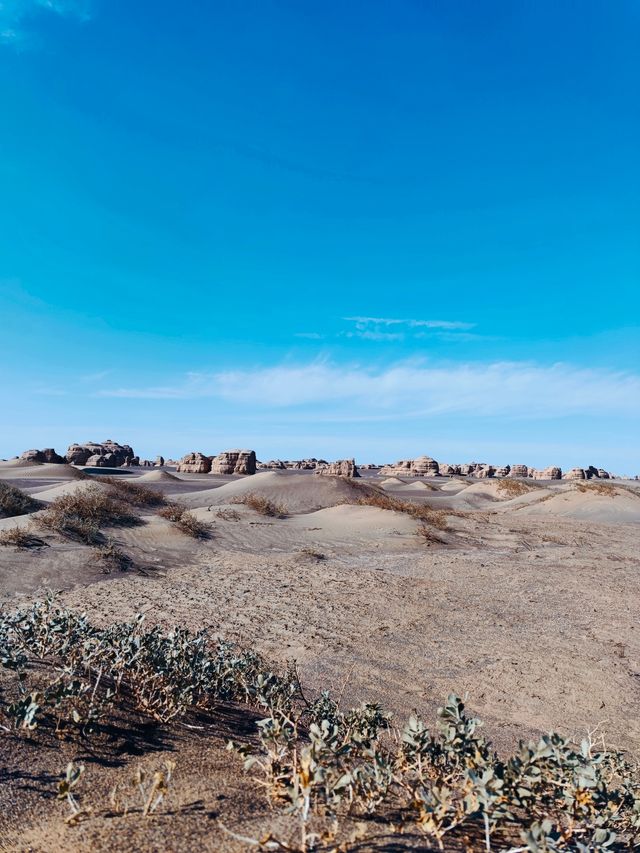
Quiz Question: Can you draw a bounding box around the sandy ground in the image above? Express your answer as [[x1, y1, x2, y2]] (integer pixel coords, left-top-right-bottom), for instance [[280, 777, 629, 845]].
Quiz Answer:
[[1, 465, 639, 851]]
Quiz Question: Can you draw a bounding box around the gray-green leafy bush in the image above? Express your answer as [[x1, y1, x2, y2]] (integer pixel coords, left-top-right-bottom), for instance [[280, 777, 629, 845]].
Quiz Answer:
[[2, 598, 640, 850]]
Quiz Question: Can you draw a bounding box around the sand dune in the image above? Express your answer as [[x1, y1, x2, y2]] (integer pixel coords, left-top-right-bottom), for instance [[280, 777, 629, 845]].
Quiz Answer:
[[26, 480, 104, 503], [517, 485, 640, 524], [177, 470, 372, 513], [135, 469, 181, 482], [0, 462, 85, 480]]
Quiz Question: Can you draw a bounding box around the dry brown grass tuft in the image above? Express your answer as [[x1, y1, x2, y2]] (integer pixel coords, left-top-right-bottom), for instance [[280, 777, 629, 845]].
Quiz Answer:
[[232, 493, 288, 518], [174, 511, 211, 539], [100, 476, 166, 507], [496, 479, 534, 497], [576, 481, 616, 496], [297, 546, 326, 561], [0, 482, 42, 518], [0, 526, 49, 549], [216, 508, 241, 521], [91, 541, 135, 572], [37, 486, 142, 544], [158, 502, 186, 522], [348, 489, 450, 531]]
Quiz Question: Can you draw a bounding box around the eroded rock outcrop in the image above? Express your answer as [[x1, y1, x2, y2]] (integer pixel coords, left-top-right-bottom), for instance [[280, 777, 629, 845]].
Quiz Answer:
[[211, 450, 256, 475], [533, 467, 562, 480], [176, 452, 212, 474], [258, 460, 286, 470], [508, 465, 530, 478], [19, 448, 66, 464], [314, 459, 360, 478], [563, 468, 586, 480], [67, 440, 135, 468], [380, 456, 439, 477], [155, 456, 165, 467]]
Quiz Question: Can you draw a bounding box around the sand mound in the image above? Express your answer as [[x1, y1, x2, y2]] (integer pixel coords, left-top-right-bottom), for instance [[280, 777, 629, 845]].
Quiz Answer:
[[135, 470, 180, 482], [396, 480, 435, 492], [0, 463, 85, 481], [0, 458, 43, 469], [518, 486, 640, 524], [379, 477, 408, 488], [178, 470, 375, 514], [27, 480, 105, 503]]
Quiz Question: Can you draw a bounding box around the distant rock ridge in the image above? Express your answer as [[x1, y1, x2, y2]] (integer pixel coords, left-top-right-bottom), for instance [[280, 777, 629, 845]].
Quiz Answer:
[[65, 440, 136, 468], [19, 448, 66, 464], [380, 456, 614, 480]]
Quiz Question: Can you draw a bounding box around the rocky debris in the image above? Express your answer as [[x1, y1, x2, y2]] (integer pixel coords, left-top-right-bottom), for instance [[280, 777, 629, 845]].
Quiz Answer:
[[533, 467, 562, 480], [211, 450, 256, 476], [66, 440, 135, 468], [155, 456, 165, 467], [258, 460, 287, 470], [176, 452, 212, 474], [314, 459, 361, 478], [19, 448, 66, 464]]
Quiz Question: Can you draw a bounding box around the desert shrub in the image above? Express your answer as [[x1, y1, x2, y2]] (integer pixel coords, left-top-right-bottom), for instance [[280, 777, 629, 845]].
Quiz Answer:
[[37, 485, 141, 544], [0, 526, 48, 549], [100, 476, 166, 507], [232, 493, 287, 518], [157, 502, 185, 522], [298, 547, 326, 561], [174, 511, 211, 539], [2, 598, 640, 848], [0, 482, 42, 517], [497, 478, 534, 497], [215, 508, 241, 521]]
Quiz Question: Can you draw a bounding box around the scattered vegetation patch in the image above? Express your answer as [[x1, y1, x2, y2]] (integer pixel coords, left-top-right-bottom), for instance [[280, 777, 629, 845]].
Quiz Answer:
[[232, 493, 288, 518], [37, 486, 142, 544], [0, 526, 49, 549], [577, 482, 617, 497], [0, 482, 42, 518], [2, 598, 640, 850], [497, 478, 535, 497], [100, 476, 167, 508], [348, 489, 451, 531]]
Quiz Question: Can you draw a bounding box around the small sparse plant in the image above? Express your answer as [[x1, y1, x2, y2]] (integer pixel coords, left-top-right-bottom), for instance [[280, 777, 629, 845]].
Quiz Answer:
[[92, 541, 134, 572], [233, 493, 287, 518], [298, 547, 326, 561], [348, 490, 450, 532], [0, 482, 42, 518], [158, 502, 185, 522], [577, 481, 616, 496], [0, 526, 48, 549], [100, 476, 167, 507], [175, 511, 211, 539], [216, 508, 241, 521], [57, 761, 90, 824]]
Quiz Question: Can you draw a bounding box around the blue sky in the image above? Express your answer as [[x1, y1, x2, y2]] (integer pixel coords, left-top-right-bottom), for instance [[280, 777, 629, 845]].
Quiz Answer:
[[1, 1, 639, 472]]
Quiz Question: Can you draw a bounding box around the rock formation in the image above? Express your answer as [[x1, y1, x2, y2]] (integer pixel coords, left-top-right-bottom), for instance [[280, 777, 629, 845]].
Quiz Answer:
[[380, 456, 439, 477], [314, 459, 360, 478], [533, 467, 562, 480], [563, 468, 586, 480], [155, 456, 165, 467], [508, 465, 530, 478], [67, 440, 135, 468], [258, 460, 286, 470], [176, 452, 212, 474], [494, 465, 510, 478], [19, 448, 66, 464], [211, 450, 256, 475]]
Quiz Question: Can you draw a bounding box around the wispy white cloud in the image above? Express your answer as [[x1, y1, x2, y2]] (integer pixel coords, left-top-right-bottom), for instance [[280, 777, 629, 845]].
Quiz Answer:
[[1, 0, 91, 45], [344, 316, 475, 331], [96, 359, 640, 420], [294, 332, 325, 340]]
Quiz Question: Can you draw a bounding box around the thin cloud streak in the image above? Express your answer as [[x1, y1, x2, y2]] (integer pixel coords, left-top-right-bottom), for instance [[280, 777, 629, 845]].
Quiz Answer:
[[344, 316, 475, 331], [96, 359, 640, 420]]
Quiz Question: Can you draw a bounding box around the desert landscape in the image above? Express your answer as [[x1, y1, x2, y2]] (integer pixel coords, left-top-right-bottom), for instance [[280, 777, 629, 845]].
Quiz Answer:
[[1, 442, 639, 851]]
